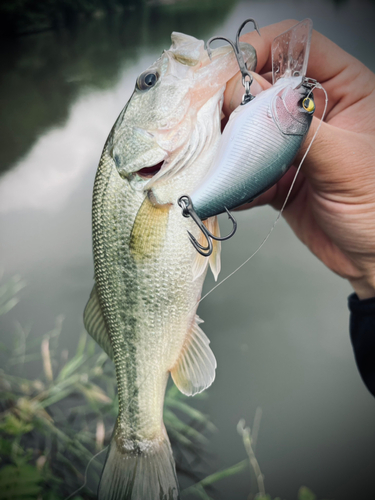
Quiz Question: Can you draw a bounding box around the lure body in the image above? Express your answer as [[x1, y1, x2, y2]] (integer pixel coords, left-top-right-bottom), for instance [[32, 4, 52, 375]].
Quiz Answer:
[[189, 75, 314, 220]]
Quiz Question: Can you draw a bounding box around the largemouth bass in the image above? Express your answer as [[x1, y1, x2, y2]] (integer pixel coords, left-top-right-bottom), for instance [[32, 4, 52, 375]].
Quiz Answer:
[[84, 32, 256, 500]]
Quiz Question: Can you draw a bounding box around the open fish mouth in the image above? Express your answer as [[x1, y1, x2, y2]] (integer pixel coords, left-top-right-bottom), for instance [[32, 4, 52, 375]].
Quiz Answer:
[[136, 161, 164, 179]]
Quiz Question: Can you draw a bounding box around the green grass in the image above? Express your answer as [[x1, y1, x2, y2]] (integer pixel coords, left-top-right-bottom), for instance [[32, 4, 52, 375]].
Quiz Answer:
[[0, 275, 330, 499], [0, 276, 216, 499]]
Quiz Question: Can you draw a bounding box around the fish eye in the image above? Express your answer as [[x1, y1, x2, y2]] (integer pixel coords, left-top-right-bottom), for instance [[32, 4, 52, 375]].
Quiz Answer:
[[302, 97, 315, 113], [136, 71, 159, 91]]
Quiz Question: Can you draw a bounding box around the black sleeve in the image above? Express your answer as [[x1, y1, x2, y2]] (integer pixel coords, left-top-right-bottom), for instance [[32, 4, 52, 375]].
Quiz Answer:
[[348, 293, 375, 398]]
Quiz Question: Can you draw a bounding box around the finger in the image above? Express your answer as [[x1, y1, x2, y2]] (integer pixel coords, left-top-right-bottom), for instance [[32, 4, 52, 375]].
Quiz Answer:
[[296, 118, 375, 199]]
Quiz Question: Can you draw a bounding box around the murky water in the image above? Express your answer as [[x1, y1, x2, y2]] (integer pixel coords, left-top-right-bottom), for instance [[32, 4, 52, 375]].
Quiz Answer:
[[1, 0, 375, 498]]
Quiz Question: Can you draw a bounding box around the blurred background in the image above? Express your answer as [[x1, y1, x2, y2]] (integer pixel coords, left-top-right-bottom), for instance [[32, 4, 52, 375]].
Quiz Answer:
[[1, 0, 375, 499]]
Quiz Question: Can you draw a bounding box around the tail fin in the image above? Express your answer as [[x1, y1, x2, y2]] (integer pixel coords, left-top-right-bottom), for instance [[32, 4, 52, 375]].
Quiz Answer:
[[98, 424, 179, 500]]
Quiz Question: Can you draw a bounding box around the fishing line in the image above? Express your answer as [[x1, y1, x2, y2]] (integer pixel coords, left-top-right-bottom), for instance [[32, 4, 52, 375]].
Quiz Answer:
[[196, 83, 328, 307], [63, 446, 108, 500]]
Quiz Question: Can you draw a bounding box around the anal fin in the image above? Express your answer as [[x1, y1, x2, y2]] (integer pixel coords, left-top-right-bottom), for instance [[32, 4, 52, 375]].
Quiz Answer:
[[83, 285, 113, 360], [171, 316, 216, 396]]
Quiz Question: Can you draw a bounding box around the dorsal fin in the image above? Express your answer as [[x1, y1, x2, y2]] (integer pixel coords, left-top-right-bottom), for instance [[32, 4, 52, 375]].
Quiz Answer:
[[170, 32, 204, 66], [83, 285, 113, 360]]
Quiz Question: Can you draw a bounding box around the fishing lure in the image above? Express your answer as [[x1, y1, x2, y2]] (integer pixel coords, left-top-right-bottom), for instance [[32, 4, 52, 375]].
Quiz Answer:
[[178, 19, 318, 256]]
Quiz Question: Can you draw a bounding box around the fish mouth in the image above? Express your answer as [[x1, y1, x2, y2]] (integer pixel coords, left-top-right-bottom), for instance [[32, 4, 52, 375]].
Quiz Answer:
[[136, 161, 164, 179]]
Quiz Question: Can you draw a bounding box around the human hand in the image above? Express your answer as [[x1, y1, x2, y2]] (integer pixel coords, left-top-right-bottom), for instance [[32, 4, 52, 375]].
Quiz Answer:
[[223, 20, 375, 299]]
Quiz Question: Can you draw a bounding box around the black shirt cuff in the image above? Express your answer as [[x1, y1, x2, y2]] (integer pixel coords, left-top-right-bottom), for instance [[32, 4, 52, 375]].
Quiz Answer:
[[348, 293, 375, 398], [348, 292, 375, 314]]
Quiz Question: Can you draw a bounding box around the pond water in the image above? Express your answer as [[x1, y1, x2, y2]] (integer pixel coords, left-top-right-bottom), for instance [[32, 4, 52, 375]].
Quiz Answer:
[[1, 0, 375, 498]]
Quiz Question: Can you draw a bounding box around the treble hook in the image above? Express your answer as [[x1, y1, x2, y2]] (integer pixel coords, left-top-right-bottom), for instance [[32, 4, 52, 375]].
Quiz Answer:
[[206, 18, 261, 104], [178, 196, 237, 257]]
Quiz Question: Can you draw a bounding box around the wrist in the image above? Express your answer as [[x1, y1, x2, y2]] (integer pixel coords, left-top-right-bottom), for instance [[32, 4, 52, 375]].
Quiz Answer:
[[349, 276, 375, 300]]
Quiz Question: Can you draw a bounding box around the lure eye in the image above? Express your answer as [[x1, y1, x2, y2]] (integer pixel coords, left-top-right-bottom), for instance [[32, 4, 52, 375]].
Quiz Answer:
[[136, 71, 159, 91], [302, 97, 315, 113]]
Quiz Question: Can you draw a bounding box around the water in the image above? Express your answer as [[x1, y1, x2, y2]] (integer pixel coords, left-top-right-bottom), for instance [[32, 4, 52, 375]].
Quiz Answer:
[[1, 0, 375, 498]]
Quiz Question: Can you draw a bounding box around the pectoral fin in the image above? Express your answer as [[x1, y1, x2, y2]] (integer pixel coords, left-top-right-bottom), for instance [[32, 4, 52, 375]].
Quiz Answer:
[[83, 285, 113, 360], [130, 195, 170, 261], [171, 316, 216, 396]]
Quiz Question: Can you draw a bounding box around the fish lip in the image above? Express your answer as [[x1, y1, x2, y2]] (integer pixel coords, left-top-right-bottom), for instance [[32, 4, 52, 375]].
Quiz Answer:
[[135, 161, 164, 179]]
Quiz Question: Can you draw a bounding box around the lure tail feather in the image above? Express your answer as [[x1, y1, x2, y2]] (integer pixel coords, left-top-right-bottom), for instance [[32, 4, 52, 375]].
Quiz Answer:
[[98, 425, 179, 500]]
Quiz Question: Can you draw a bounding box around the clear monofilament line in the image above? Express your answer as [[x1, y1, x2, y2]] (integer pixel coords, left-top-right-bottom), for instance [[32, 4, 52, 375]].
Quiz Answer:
[[63, 446, 108, 500], [196, 84, 328, 307]]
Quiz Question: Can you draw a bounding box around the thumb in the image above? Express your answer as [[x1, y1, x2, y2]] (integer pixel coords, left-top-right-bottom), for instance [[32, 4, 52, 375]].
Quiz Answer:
[[297, 117, 373, 199], [223, 71, 271, 117]]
